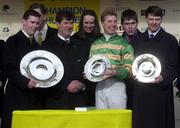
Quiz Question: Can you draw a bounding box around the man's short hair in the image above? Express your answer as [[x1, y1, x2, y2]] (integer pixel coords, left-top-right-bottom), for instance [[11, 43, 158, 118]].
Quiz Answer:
[[145, 6, 163, 18], [56, 11, 75, 23], [101, 9, 117, 22], [29, 3, 47, 15], [23, 9, 41, 20], [121, 9, 138, 24]]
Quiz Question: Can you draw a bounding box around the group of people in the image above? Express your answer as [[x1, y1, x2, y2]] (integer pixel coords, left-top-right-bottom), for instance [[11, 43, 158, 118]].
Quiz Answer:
[[0, 3, 178, 128]]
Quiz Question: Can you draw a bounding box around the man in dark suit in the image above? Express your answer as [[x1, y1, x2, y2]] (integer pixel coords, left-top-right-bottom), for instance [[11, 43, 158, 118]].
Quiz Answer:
[[1, 9, 41, 128], [29, 3, 57, 45], [121, 9, 141, 109], [41, 10, 89, 109], [130, 6, 178, 128]]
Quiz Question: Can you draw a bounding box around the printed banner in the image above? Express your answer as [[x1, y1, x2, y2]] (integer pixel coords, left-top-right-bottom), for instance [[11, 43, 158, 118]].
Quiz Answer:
[[24, 0, 100, 29]]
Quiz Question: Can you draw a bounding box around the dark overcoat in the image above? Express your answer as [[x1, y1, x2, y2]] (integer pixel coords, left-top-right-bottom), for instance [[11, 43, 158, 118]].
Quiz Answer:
[[130, 28, 178, 128], [38, 34, 90, 109], [46, 26, 57, 40], [1, 30, 41, 128]]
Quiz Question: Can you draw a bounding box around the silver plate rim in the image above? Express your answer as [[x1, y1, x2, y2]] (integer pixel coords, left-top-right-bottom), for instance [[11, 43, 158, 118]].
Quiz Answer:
[[132, 54, 161, 83], [20, 50, 64, 88], [84, 55, 111, 82]]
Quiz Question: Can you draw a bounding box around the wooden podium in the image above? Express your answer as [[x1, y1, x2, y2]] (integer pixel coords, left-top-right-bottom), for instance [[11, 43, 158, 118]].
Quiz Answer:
[[12, 109, 132, 128]]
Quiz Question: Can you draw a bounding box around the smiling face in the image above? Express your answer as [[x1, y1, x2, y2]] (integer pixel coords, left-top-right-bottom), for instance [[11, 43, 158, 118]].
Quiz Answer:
[[101, 15, 117, 35], [22, 16, 40, 36], [57, 18, 74, 39], [83, 15, 95, 33], [146, 14, 162, 33]]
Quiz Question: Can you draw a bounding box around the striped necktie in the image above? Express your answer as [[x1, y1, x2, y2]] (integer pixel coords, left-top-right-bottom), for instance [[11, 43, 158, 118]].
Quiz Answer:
[[29, 37, 33, 45], [37, 32, 43, 45]]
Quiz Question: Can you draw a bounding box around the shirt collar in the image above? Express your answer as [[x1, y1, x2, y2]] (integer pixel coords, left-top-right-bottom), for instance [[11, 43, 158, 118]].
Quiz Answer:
[[21, 29, 32, 38], [103, 33, 116, 41], [148, 27, 161, 37], [57, 33, 70, 43], [34, 24, 48, 39]]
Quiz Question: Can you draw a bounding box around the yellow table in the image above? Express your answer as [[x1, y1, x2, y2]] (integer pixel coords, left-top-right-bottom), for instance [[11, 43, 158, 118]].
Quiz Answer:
[[12, 109, 132, 128]]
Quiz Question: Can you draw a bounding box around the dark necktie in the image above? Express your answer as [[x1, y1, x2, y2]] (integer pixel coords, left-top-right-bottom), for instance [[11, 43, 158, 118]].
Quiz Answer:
[[62, 40, 69, 47], [150, 34, 154, 39], [64, 39, 69, 44]]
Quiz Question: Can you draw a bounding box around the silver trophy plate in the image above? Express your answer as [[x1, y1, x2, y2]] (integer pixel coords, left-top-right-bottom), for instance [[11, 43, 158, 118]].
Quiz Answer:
[[132, 54, 161, 83], [84, 55, 111, 82], [20, 50, 64, 88]]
